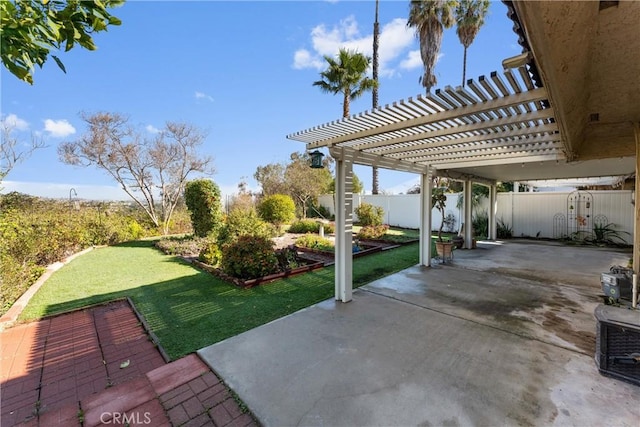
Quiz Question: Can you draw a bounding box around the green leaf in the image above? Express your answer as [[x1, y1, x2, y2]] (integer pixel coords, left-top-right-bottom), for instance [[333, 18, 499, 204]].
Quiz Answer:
[[92, 17, 107, 31], [119, 359, 130, 368], [51, 55, 66, 73], [47, 18, 61, 39]]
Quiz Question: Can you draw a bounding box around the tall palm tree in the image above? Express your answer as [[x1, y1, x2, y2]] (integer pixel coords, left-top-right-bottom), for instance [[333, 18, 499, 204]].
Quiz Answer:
[[407, 0, 456, 94], [313, 48, 378, 118], [372, 0, 380, 195], [455, 0, 489, 87]]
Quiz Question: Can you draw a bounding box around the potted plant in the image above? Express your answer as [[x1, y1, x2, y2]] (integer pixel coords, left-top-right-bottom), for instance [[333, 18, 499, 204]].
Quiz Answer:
[[432, 189, 454, 261]]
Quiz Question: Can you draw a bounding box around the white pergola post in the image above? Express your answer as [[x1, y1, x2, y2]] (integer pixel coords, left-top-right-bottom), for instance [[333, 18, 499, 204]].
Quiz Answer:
[[633, 123, 640, 283], [419, 169, 432, 266], [489, 184, 497, 240], [464, 179, 473, 249], [335, 154, 353, 303]]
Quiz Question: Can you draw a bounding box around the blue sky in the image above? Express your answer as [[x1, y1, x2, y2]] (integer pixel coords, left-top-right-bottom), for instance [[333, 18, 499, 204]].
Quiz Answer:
[[1, 0, 521, 201]]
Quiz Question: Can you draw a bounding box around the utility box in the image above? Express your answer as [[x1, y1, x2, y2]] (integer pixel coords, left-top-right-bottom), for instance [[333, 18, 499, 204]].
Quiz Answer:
[[601, 269, 633, 302]]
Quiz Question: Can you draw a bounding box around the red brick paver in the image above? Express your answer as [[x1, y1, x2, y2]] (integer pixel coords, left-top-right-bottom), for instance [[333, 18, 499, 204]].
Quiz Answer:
[[157, 365, 256, 427], [1, 300, 259, 426]]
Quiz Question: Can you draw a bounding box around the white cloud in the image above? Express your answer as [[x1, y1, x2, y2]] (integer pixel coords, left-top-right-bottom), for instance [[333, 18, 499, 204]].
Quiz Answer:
[[378, 18, 417, 76], [146, 124, 160, 134], [292, 16, 415, 77], [399, 50, 423, 70], [195, 91, 214, 102], [293, 49, 324, 70], [43, 119, 76, 138], [1, 113, 29, 131]]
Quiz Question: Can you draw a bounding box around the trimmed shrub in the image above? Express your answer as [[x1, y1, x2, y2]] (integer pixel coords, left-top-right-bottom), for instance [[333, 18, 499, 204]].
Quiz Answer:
[[355, 203, 384, 226], [257, 194, 296, 227], [199, 241, 222, 266], [357, 224, 389, 240], [288, 219, 335, 234], [217, 209, 276, 246], [221, 235, 279, 280], [295, 235, 334, 252], [184, 179, 223, 238]]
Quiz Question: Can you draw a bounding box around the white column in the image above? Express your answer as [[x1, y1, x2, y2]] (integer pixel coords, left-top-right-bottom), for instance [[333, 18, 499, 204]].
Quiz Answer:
[[419, 169, 432, 266], [633, 123, 640, 282], [335, 154, 353, 303], [489, 184, 497, 240], [464, 180, 473, 249]]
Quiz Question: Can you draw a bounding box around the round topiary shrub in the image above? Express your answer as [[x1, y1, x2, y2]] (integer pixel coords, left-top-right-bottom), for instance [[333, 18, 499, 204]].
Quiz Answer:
[[354, 203, 384, 226], [217, 209, 276, 246], [221, 235, 279, 280], [257, 194, 296, 227]]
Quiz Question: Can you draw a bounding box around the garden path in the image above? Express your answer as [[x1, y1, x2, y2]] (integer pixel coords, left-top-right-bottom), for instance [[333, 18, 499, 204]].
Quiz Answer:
[[0, 299, 257, 426]]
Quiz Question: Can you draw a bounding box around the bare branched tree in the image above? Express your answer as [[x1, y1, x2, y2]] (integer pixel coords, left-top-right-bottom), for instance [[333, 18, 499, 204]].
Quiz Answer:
[[1, 121, 45, 182], [59, 112, 213, 234]]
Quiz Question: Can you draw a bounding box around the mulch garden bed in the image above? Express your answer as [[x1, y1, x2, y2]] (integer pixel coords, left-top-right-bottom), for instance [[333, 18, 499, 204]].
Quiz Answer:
[[185, 238, 411, 289], [191, 256, 324, 288]]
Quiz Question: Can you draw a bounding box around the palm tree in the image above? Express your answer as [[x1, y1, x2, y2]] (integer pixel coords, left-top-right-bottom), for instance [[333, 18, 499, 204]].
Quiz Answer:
[[455, 0, 489, 87], [407, 0, 457, 94], [372, 0, 380, 195], [313, 48, 378, 118]]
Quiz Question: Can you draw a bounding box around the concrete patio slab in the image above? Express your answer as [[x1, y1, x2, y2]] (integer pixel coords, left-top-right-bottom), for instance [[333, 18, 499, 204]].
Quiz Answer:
[[199, 241, 638, 427]]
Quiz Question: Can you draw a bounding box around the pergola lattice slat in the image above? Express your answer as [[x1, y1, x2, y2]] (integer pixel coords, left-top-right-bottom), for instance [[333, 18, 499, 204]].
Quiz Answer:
[[287, 66, 563, 177]]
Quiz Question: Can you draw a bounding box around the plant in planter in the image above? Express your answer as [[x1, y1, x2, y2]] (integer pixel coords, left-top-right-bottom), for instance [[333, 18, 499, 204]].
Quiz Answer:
[[432, 189, 447, 241], [432, 188, 454, 261]]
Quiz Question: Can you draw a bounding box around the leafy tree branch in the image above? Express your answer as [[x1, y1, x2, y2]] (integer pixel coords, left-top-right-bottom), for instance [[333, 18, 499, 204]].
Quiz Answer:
[[1, 0, 124, 84]]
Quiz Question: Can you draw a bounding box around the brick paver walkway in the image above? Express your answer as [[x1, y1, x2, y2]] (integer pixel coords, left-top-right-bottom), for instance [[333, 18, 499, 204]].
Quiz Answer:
[[0, 300, 258, 426]]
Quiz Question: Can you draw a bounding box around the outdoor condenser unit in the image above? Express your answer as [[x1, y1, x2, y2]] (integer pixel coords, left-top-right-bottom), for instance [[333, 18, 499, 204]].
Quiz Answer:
[[601, 267, 633, 302], [594, 304, 640, 386]]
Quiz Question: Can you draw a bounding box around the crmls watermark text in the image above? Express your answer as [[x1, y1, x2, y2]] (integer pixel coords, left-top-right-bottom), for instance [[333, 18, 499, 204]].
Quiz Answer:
[[100, 412, 152, 424]]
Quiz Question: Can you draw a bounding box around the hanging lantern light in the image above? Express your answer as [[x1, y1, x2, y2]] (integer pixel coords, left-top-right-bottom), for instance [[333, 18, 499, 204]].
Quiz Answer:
[[309, 150, 324, 169]]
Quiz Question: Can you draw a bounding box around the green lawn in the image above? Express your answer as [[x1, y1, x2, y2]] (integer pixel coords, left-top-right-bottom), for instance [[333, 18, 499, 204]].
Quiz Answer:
[[20, 239, 418, 360]]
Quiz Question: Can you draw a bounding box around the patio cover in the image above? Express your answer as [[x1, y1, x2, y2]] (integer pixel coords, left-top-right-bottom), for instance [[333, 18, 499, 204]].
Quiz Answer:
[[288, 65, 568, 301], [287, 1, 640, 303], [287, 65, 636, 302]]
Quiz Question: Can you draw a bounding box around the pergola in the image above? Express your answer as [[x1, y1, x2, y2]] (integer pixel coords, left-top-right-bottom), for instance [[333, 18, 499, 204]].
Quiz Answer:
[[287, 1, 640, 303]]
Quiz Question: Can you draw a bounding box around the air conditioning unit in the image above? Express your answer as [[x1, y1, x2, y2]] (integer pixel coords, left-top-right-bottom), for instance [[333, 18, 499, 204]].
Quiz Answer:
[[594, 304, 640, 386]]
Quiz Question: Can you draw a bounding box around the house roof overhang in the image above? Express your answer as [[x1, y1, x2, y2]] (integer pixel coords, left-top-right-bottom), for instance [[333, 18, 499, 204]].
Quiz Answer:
[[506, 0, 640, 162]]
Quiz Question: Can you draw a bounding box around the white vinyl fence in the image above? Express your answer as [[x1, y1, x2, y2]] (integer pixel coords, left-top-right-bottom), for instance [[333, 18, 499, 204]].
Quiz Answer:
[[318, 190, 634, 244]]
